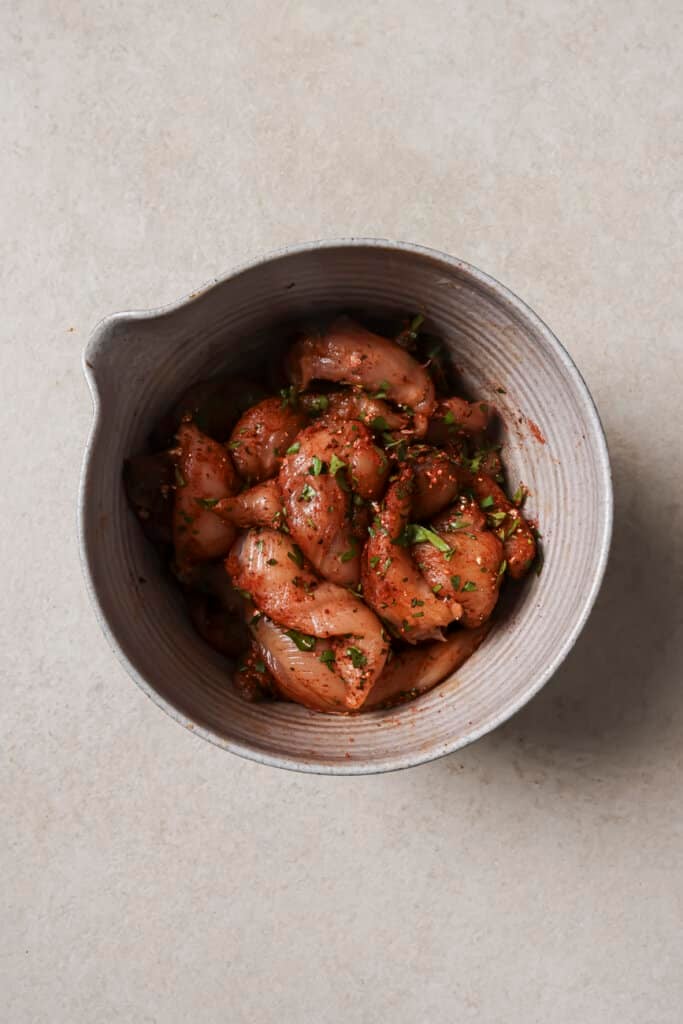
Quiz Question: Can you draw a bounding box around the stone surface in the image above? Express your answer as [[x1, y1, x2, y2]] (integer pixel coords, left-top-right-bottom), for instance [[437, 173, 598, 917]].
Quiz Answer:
[[2, 1, 682, 1021]]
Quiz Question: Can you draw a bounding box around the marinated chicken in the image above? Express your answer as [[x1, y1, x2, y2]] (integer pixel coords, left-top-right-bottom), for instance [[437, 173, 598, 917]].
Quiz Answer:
[[124, 314, 541, 713]]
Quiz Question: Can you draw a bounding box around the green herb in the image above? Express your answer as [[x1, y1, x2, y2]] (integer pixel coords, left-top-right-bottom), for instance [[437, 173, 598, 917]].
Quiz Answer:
[[346, 646, 367, 669], [336, 472, 350, 493], [287, 545, 304, 569], [432, 583, 443, 594], [487, 510, 507, 525], [228, 440, 242, 450], [309, 395, 329, 413], [279, 385, 297, 408], [300, 483, 316, 501], [479, 495, 495, 509], [411, 598, 424, 607], [496, 386, 507, 394], [373, 380, 390, 400], [174, 466, 187, 488], [254, 659, 266, 674], [462, 581, 477, 592], [443, 409, 456, 426], [450, 575, 461, 591], [369, 556, 380, 568], [408, 313, 424, 338], [320, 649, 336, 671], [256, 539, 264, 550], [309, 455, 324, 476], [412, 611, 424, 617], [498, 559, 507, 577], [382, 557, 393, 573], [512, 484, 527, 507], [444, 517, 468, 532], [237, 589, 252, 601], [340, 539, 358, 563], [286, 629, 317, 652], [286, 441, 301, 455], [405, 523, 452, 555], [370, 415, 390, 431], [267, 557, 278, 566], [329, 453, 346, 476], [505, 519, 519, 539], [194, 497, 219, 510]]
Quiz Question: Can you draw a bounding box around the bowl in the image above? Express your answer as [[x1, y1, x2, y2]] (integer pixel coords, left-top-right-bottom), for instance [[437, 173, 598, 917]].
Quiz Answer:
[[79, 239, 612, 774]]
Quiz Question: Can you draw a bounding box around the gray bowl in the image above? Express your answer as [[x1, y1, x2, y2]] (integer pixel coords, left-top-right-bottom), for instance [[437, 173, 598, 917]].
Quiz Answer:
[[79, 239, 612, 774]]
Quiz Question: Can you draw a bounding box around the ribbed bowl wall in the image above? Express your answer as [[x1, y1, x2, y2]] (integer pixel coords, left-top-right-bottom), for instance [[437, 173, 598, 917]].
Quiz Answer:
[[80, 241, 612, 773]]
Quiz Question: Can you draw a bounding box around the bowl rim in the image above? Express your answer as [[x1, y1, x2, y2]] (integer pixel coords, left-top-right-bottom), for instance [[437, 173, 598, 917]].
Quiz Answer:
[[78, 237, 613, 775]]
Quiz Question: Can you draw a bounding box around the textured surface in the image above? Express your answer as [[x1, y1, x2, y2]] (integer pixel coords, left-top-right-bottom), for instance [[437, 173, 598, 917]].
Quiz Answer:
[[81, 242, 611, 771], [2, 0, 683, 1020]]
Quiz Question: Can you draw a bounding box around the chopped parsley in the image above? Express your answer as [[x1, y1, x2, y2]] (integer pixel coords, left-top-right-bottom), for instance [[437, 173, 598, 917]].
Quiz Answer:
[[309, 455, 324, 476], [285, 441, 301, 455], [369, 556, 380, 568], [370, 415, 390, 431], [309, 395, 329, 413], [462, 581, 477, 592], [450, 575, 461, 590], [279, 385, 297, 408], [512, 484, 527, 507], [329, 453, 346, 476], [320, 649, 336, 671], [373, 380, 390, 400], [285, 629, 317, 652], [346, 646, 367, 669], [195, 497, 219, 509], [432, 583, 443, 594], [228, 440, 242, 450], [254, 659, 266, 674], [300, 483, 316, 502], [498, 559, 507, 576], [267, 557, 278, 566], [287, 545, 304, 568], [405, 523, 452, 555], [443, 409, 456, 426], [479, 495, 495, 509], [340, 539, 358, 563]]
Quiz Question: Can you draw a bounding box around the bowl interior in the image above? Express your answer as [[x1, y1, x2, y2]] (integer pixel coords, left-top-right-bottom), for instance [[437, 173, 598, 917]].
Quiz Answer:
[[81, 242, 611, 773]]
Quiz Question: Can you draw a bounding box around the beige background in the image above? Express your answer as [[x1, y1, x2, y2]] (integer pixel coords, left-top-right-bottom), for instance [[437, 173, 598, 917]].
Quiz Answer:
[[3, 1, 683, 1021]]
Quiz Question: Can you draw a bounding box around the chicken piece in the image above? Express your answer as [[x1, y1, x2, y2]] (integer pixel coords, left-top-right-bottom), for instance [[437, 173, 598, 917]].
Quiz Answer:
[[214, 480, 284, 529], [123, 450, 175, 545], [361, 468, 461, 644], [288, 317, 436, 435], [300, 389, 409, 432], [228, 396, 307, 482], [411, 449, 462, 520], [278, 420, 389, 586], [173, 423, 239, 570], [469, 472, 537, 579], [365, 625, 490, 710], [427, 396, 491, 444], [227, 529, 389, 707], [414, 499, 504, 628], [252, 615, 351, 712]]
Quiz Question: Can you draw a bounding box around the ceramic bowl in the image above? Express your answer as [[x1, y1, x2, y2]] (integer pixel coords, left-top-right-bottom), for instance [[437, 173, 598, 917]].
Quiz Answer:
[[79, 239, 612, 774]]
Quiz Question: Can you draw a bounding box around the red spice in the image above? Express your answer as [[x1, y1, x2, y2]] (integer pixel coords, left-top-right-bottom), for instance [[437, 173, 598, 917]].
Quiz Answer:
[[526, 418, 546, 445]]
